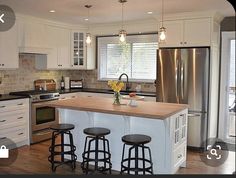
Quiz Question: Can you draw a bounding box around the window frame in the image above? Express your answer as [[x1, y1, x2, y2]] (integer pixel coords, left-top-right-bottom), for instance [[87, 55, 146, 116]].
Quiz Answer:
[[96, 32, 158, 83]]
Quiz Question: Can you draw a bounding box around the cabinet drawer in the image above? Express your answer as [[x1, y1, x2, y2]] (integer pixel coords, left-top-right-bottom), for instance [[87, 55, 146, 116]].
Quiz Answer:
[[173, 143, 186, 167], [0, 111, 27, 129], [0, 99, 29, 113], [0, 126, 27, 143]]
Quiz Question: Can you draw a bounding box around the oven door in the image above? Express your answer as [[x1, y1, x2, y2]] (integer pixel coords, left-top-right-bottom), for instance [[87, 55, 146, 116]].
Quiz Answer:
[[31, 101, 59, 132]]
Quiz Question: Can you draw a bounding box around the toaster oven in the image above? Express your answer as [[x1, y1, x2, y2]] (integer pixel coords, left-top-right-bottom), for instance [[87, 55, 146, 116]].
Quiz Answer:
[[70, 80, 83, 89]]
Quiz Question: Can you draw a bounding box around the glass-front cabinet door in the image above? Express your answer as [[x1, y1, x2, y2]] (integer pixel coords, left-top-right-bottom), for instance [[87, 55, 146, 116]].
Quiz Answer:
[[71, 31, 86, 69]]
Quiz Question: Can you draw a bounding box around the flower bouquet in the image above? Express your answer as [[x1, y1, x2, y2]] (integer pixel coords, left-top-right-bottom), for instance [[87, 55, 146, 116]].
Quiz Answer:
[[108, 80, 124, 105]]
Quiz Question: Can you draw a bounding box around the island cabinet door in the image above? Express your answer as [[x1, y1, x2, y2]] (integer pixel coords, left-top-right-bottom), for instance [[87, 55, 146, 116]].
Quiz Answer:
[[172, 112, 188, 148], [170, 110, 188, 172]]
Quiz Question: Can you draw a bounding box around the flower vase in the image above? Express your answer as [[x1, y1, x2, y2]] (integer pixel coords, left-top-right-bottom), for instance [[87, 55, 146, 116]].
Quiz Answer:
[[113, 92, 121, 105]]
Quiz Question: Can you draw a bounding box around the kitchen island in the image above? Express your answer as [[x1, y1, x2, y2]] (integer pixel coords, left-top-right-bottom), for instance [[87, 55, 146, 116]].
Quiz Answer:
[[48, 96, 188, 174]]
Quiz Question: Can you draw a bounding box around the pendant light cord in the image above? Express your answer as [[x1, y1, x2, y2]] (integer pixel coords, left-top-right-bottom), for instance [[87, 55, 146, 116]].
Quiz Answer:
[[122, 2, 124, 30], [161, 0, 164, 27], [85, 5, 92, 32]]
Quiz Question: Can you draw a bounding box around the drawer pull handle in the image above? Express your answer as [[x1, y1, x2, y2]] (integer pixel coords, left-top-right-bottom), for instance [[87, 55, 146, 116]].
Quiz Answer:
[[0, 120, 6, 122], [71, 96, 76, 98], [0, 137, 6, 140], [178, 154, 182, 159], [17, 117, 24, 120], [17, 103, 24, 106], [18, 133, 24, 135], [0, 106, 6, 108]]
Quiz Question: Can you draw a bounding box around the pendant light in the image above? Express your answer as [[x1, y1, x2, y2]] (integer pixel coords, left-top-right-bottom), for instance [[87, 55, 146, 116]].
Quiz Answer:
[[159, 0, 166, 42], [119, 0, 127, 43], [85, 5, 92, 45]]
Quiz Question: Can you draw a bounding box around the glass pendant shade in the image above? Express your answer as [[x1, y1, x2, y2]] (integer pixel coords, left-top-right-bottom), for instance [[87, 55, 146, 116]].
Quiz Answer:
[[86, 33, 92, 44], [159, 27, 166, 42], [119, 30, 127, 43]]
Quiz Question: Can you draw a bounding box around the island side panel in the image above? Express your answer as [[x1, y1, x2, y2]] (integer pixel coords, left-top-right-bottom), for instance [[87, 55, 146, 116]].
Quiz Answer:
[[93, 112, 128, 171], [129, 116, 168, 174]]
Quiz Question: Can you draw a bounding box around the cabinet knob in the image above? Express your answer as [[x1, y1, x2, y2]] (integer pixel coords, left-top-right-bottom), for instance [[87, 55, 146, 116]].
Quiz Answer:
[[184, 42, 187, 44], [178, 154, 182, 159], [180, 42, 183, 45]]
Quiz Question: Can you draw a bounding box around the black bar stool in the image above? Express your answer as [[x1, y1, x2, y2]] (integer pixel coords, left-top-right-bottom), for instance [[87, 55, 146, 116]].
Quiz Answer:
[[81, 127, 112, 174], [120, 134, 153, 175], [48, 124, 77, 172]]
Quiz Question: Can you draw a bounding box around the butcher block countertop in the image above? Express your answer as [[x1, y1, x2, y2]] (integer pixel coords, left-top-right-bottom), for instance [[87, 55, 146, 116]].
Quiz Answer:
[[47, 96, 188, 120]]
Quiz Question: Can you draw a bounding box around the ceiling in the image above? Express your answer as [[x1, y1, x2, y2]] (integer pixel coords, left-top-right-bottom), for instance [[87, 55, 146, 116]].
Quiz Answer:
[[0, 0, 234, 24]]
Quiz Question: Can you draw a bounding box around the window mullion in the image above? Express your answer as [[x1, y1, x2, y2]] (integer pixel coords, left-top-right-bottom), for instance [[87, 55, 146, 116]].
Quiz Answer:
[[130, 43, 133, 79]]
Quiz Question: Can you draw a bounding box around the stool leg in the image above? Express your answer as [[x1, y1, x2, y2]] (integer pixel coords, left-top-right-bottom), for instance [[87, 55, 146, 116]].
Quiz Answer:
[[142, 144, 145, 175], [106, 139, 112, 174], [147, 147, 153, 174], [50, 131, 56, 172], [69, 131, 76, 170], [95, 136, 99, 171], [61, 132, 64, 163], [134, 145, 139, 175], [85, 138, 93, 174], [127, 146, 134, 174], [81, 136, 88, 171], [102, 136, 107, 170], [120, 144, 126, 174]]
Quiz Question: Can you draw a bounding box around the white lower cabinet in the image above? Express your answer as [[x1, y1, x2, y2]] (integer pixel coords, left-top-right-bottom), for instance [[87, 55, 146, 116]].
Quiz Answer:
[[0, 98, 30, 148], [170, 111, 188, 172]]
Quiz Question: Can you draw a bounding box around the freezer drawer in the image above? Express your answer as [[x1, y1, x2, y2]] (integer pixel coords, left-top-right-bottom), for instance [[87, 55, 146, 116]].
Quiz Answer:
[[187, 112, 207, 148]]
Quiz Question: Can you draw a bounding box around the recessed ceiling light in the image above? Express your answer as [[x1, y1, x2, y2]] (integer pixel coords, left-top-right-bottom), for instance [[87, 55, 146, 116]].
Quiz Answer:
[[85, 18, 89, 21], [49, 10, 55, 13], [147, 11, 153, 14]]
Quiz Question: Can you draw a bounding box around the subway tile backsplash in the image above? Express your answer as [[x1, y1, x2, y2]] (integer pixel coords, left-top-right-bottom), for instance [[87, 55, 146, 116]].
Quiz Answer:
[[0, 54, 156, 94]]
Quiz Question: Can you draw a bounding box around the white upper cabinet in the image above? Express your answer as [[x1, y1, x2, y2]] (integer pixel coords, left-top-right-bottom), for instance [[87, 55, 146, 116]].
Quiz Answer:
[[35, 25, 71, 69], [159, 18, 211, 47], [71, 31, 95, 70], [18, 21, 50, 53], [0, 21, 19, 69], [184, 18, 211, 46]]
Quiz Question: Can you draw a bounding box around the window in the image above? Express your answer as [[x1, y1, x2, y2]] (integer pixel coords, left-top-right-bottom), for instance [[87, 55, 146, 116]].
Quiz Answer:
[[97, 33, 158, 82]]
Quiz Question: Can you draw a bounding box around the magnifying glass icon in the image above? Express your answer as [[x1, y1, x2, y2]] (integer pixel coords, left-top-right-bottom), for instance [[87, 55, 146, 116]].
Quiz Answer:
[[210, 149, 218, 156]]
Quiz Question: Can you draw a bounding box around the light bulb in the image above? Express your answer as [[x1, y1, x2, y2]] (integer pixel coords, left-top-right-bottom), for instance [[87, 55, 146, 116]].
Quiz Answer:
[[86, 33, 92, 44], [119, 30, 126, 43], [159, 27, 166, 42]]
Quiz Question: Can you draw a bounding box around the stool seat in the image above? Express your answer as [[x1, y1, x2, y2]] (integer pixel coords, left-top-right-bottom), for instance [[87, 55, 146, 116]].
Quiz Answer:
[[50, 124, 74, 131], [122, 134, 151, 145], [84, 127, 110, 136]]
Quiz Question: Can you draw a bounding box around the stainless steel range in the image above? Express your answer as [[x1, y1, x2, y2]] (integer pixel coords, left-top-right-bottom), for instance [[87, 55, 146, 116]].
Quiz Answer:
[[10, 90, 60, 144]]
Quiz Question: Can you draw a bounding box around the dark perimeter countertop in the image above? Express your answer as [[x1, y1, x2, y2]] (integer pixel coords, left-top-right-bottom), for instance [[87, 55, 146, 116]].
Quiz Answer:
[[57, 88, 156, 97], [0, 94, 29, 102]]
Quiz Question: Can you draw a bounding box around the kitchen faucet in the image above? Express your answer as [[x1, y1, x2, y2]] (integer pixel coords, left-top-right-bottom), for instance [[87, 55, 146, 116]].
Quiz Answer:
[[118, 73, 131, 91]]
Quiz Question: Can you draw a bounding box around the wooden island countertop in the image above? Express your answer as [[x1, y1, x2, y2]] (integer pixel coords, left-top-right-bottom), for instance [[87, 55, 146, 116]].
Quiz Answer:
[[47, 96, 188, 120]]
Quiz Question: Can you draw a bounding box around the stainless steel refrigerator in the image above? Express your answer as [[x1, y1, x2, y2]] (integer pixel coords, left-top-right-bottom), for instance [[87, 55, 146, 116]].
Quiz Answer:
[[156, 47, 210, 149]]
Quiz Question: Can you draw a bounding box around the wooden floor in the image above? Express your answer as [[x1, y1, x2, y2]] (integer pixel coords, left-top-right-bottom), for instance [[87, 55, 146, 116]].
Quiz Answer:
[[0, 140, 235, 175]]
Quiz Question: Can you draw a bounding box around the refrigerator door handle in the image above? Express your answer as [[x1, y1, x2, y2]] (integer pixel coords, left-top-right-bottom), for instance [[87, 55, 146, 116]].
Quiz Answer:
[[176, 59, 179, 101], [181, 60, 184, 99], [188, 113, 201, 117]]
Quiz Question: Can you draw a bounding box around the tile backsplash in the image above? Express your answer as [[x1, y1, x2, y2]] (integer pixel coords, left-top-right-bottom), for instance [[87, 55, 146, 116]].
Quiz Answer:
[[0, 54, 156, 94]]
